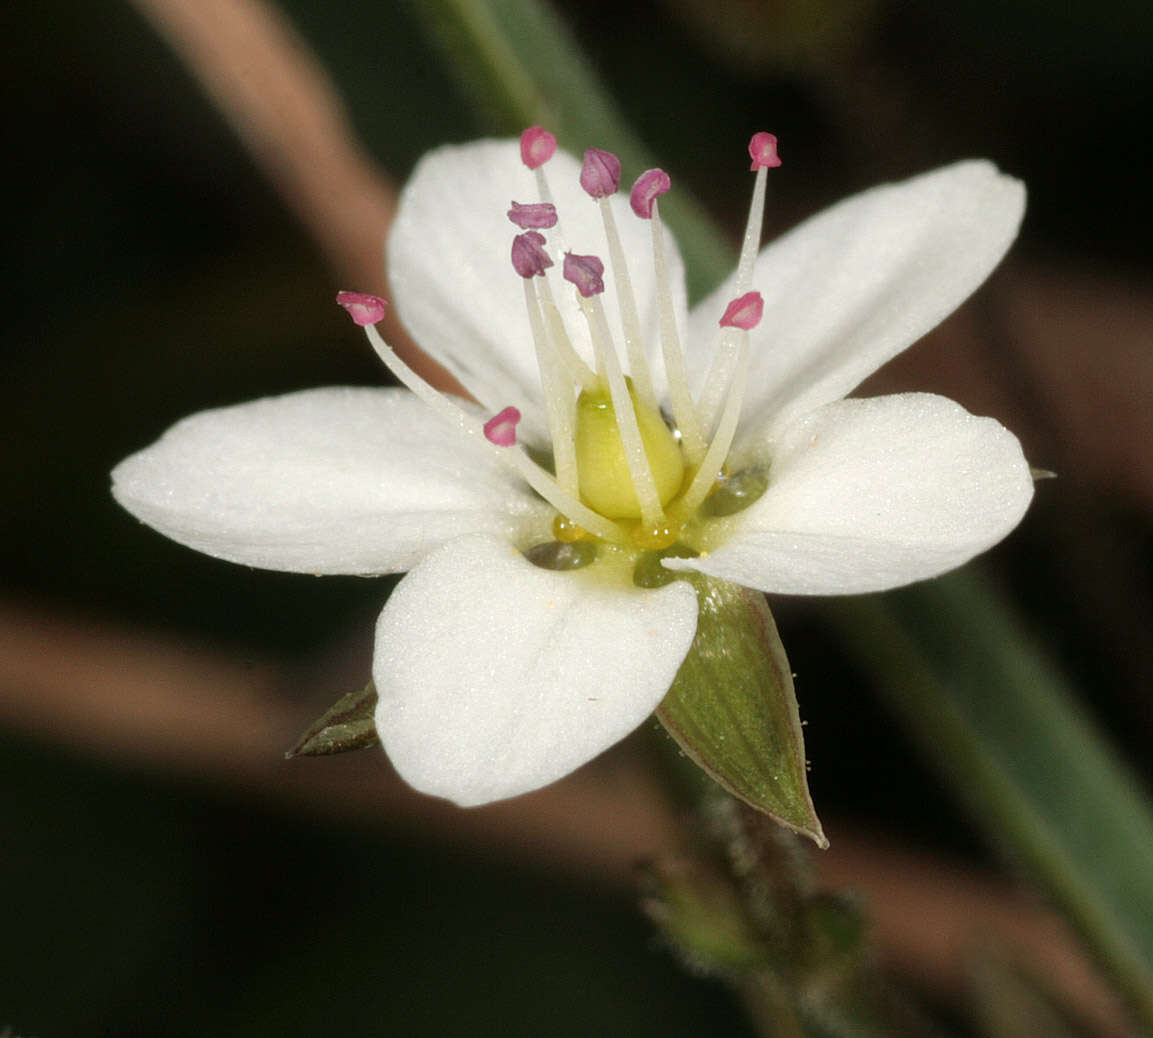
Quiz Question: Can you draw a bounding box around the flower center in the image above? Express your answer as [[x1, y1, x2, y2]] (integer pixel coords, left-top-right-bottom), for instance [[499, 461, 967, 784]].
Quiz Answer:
[[339, 129, 781, 572]]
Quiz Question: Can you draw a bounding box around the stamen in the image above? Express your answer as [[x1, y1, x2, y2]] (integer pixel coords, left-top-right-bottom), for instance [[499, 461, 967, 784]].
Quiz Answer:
[[565, 256, 666, 527], [337, 292, 624, 544], [522, 127, 561, 218], [511, 231, 553, 278], [522, 278, 579, 496], [675, 294, 762, 519], [535, 276, 599, 390], [748, 132, 782, 170], [483, 406, 521, 446], [719, 291, 764, 330], [629, 169, 669, 219], [736, 131, 780, 295], [520, 127, 557, 170], [696, 137, 778, 433], [696, 291, 765, 438], [582, 148, 656, 410], [508, 201, 557, 229], [562, 252, 605, 298], [630, 170, 706, 465], [579, 148, 622, 198], [676, 338, 749, 519], [513, 233, 593, 393], [336, 291, 387, 326]]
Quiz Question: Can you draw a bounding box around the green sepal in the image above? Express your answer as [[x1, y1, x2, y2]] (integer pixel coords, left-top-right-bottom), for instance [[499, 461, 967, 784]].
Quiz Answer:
[[285, 681, 380, 758], [657, 576, 826, 848]]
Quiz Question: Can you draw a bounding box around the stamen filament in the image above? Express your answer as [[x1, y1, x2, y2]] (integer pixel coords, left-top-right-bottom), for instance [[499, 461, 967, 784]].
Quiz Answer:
[[523, 278, 579, 496], [733, 140, 770, 291], [695, 327, 740, 440], [361, 322, 624, 543], [577, 294, 666, 527], [536, 276, 598, 390], [649, 197, 706, 464], [676, 330, 750, 519], [597, 198, 655, 410], [533, 169, 571, 258]]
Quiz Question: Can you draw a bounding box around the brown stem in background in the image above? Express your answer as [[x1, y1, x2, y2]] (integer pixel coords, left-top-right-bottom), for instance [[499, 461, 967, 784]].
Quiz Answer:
[[0, 601, 1133, 1036], [129, 0, 466, 395]]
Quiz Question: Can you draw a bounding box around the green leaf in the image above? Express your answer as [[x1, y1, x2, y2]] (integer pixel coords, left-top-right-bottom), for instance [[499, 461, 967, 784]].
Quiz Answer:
[[657, 577, 826, 848], [285, 681, 380, 758], [824, 570, 1153, 1029], [969, 944, 1085, 1038]]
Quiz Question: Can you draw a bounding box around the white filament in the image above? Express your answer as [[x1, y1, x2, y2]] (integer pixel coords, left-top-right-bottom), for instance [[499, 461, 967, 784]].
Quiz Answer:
[[523, 278, 579, 496], [736, 165, 768, 294], [536, 276, 598, 390], [648, 198, 705, 465], [695, 165, 768, 437], [676, 330, 750, 519], [597, 197, 655, 411], [362, 322, 623, 543], [694, 326, 742, 441], [577, 293, 665, 527]]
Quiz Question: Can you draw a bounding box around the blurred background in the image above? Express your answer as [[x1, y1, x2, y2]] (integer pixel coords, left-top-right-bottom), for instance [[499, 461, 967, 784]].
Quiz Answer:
[[3, 0, 1152, 1033]]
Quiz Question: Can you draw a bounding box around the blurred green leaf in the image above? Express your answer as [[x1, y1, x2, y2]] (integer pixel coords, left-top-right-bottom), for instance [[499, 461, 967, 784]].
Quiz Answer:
[[826, 571, 1153, 1029], [968, 943, 1086, 1038]]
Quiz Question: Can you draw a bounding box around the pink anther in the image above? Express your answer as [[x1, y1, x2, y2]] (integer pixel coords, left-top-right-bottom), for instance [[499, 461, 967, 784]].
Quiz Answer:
[[563, 252, 605, 298], [520, 127, 557, 169], [580, 148, 622, 198], [511, 231, 553, 279], [629, 169, 671, 219], [507, 201, 558, 229], [483, 406, 522, 447], [719, 291, 764, 330], [748, 132, 782, 171], [336, 291, 387, 326]]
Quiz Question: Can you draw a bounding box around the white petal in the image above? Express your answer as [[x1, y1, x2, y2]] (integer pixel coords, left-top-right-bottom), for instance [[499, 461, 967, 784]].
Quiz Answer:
[[389, 139, 687, 436], [112, 387, 550, 575], [687, 161, 1025, 443], [672, 394, 1033, 595], [373, 533, 699, 806]]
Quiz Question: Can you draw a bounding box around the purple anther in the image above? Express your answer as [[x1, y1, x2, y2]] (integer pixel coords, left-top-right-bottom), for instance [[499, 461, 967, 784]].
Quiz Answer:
[[580, 148, 622, 198], [563, 252, 605, 298], [507, 201, 558, 229], [483, 406, 522, 447], [629, 168, 671, 219], [748, 132, 782, 171], [336, 291, 387, 326], [520, 127, 557, 169], [511, 231, 553, 279], [719, 291, 764, 330]]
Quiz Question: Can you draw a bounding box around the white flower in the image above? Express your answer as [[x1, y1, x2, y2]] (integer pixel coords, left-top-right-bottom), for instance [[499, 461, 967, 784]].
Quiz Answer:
[[112, 130, 1032, 808]]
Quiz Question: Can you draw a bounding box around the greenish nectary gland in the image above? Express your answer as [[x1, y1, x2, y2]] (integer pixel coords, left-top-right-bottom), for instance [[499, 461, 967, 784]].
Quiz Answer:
[[523, 539, 599, 571]]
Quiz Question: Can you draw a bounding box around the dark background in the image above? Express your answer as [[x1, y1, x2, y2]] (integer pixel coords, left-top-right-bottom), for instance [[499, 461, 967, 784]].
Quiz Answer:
[[3, 0, 1152, 1032]]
